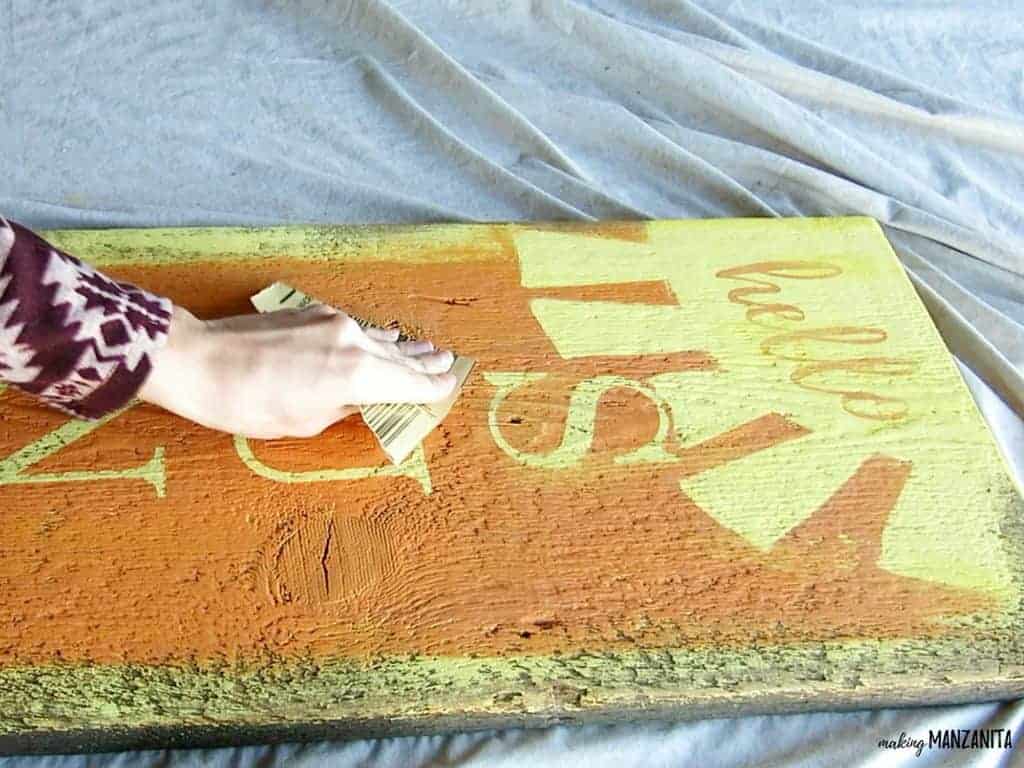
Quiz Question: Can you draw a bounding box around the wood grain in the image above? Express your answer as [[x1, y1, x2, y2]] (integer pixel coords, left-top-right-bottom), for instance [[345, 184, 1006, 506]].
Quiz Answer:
[[1, 218, 1022, 754]]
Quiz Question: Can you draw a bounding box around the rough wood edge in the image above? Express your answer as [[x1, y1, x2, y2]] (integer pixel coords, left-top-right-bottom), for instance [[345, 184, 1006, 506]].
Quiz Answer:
[[4, 678, 1024, 756]]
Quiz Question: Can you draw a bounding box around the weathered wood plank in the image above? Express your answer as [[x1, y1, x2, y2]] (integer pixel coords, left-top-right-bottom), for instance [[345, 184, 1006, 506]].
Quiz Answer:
[[1, 217, 1022, 754]]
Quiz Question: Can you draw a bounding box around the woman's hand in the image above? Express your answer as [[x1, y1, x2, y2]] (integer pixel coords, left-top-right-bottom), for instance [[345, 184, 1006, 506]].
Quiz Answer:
[[138, 304, 457, 439]]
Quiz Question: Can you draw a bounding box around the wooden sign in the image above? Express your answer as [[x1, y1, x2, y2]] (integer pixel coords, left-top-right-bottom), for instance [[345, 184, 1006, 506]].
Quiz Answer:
[[2, 218, 1022, 753]]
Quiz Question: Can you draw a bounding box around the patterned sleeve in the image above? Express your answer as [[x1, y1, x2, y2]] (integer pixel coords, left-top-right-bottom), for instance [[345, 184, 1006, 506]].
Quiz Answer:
[[0, 217, 173, 420]]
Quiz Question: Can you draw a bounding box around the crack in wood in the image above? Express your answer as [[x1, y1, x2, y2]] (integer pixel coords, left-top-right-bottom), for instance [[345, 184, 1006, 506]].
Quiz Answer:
[[321, 519, 335, 600]]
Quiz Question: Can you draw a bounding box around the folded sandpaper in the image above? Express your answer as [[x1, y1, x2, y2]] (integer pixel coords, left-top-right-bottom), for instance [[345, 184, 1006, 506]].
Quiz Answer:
[[250, 282, 474, 464]]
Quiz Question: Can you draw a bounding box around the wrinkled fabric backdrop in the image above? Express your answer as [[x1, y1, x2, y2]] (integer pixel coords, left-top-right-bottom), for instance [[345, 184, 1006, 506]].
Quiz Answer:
[[3, 1, 1024, 765]]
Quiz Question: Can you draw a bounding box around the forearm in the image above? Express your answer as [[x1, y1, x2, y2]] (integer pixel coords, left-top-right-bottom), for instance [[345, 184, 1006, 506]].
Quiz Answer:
[[0, 216, 455, 439], [0, 216, 173, 419]]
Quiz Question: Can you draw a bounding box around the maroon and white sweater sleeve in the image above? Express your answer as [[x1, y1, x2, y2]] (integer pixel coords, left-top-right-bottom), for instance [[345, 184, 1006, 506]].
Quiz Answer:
[[0, 217, 173, 420]]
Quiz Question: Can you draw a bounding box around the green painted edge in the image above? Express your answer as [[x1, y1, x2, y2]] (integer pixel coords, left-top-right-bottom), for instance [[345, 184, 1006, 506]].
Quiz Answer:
[[5, 218, 1023, 751], [3, 615, 1024, 743], [40, 222, 480, 267], [39, 217, 881, 268]]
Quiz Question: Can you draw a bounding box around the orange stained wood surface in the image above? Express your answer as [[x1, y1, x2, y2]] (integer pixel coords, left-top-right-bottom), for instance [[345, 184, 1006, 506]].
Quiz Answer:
[[0, 219, 1017, 668]]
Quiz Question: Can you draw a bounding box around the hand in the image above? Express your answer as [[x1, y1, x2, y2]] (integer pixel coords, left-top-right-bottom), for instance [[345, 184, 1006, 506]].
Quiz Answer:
[[138, 304, 457, 439]]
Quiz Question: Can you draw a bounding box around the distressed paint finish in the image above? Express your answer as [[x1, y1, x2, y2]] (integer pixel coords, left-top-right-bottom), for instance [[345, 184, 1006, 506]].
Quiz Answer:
[[1, 218, 1022, 754]]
